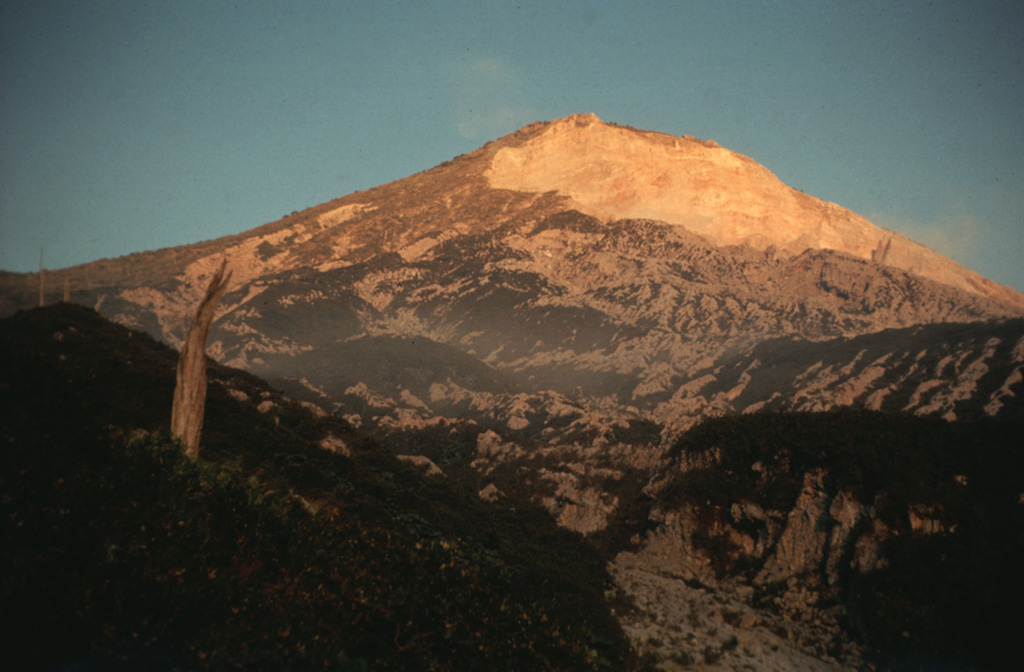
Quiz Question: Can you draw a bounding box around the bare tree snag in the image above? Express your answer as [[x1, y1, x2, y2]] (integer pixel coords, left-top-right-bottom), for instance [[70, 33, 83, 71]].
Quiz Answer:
[[38, 247, 45, 308], [171, 259, 232, 458]]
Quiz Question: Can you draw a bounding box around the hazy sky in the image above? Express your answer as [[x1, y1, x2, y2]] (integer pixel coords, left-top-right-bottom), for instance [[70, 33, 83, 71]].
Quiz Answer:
[[3, 1, 1023, 291]]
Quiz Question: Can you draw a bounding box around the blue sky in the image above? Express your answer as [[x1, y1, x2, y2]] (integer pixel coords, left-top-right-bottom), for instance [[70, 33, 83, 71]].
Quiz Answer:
[[2, 1, 1023, 291]]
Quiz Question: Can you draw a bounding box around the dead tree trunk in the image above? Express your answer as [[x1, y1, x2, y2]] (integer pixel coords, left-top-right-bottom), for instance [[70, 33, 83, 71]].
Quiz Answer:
[[171, 260, 232, 458], [38, 247, 45, 308]]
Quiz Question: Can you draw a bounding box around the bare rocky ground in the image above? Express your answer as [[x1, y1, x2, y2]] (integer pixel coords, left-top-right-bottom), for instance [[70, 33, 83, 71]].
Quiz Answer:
[[609, 557, 861, 672]]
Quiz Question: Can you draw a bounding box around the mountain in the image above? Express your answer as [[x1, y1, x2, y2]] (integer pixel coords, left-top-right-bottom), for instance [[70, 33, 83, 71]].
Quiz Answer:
[[3, 115, 1024, 670], [2, 116, 1021, 427]]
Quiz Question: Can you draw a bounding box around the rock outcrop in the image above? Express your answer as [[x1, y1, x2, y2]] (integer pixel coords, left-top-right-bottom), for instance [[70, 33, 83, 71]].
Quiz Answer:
[[609, 410, 1023, 670]]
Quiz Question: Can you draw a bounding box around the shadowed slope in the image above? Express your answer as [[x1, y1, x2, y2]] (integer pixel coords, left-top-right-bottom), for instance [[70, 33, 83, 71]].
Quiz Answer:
[[0, 304, 645, 672]]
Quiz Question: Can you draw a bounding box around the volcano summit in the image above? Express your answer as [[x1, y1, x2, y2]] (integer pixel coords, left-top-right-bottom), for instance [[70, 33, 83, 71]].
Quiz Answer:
[[490, 114, 1023, 310]]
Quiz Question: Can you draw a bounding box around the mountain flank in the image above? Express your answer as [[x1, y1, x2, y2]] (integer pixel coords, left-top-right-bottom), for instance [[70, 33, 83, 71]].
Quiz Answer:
[[3, 115, 1024, 670]]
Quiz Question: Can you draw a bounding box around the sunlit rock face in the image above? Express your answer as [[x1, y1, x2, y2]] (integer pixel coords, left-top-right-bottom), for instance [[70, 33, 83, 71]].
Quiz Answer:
[[488, 113, 1024, 311], [488, 114, 870, 253]]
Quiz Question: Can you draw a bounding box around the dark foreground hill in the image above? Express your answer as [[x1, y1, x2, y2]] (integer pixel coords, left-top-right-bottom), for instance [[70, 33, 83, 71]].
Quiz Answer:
[[0, 303, 645, 671]]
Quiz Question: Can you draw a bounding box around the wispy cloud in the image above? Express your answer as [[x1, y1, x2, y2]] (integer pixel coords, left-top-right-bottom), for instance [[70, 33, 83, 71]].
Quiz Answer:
[[873, 209, 981, 263], [451, 57, 538, 141], [873, 196, 1024, 291]]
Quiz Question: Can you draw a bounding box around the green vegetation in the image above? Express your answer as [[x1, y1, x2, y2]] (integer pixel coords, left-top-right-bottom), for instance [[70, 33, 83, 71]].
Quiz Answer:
[[0, 304, 645, 671]]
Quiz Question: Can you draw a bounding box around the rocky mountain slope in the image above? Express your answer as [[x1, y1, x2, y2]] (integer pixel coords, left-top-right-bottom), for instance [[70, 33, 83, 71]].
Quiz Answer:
[[3, 114, 1024, 670], [613, 410, 1023, 671], [1, 303, 643, 671], [5, 304, 1020, 672]]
